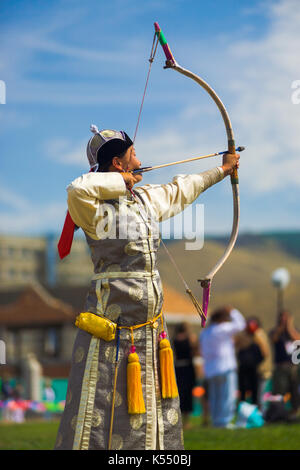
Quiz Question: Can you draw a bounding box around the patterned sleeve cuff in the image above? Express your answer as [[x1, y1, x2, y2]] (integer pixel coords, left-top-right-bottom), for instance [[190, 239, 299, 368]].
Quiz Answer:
[[200, 166, 225, 190], [217, 166, 225, 179]]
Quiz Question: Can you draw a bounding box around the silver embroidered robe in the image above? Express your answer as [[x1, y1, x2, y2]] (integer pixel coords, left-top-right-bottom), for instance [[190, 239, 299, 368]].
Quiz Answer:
[[54, 167, 224, 450]]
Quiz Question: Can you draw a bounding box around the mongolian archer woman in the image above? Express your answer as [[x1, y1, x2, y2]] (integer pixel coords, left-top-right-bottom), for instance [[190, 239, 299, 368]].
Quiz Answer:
[[54, 126, 239, 450]]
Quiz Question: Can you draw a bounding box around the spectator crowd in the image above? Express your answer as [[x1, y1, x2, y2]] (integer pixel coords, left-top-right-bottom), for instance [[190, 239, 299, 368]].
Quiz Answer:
[[2, 307, 299, 428], [173, 308, 300, 428]]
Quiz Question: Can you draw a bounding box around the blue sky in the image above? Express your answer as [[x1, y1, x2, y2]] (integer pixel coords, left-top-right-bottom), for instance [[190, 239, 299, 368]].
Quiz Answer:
[[0, 0, 300, 238]]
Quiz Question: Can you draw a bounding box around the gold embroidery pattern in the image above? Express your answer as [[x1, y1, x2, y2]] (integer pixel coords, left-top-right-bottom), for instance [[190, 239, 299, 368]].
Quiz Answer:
[[105, 345, 122, 363], [167, 409, 178, 426], [74, 346, 85, 363], [134, 329, 143, 342], [96, 279, 110, 316], [106, 264, 121, 272], [105, 303, 122, 320], [129, 286, 143, 302], [130, 414, 144, 430], [121, 328, 143, 343], [97, 363, 109, 384], [91, 409, 103, 428], [124, 242, 139, 256], [111, 434, 124, 450], [106, 390, 122, 407], [101, 130, 116, 138]]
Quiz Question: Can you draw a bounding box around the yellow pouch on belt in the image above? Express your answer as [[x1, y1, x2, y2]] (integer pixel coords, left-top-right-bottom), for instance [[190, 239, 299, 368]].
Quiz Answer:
[[75, 312, 116, 341]]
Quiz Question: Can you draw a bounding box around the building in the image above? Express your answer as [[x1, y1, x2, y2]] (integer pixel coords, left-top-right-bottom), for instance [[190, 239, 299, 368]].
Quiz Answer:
[[0, 235, 47, 289], [0, 283, 78, 379], [0, 233, 93, 289]]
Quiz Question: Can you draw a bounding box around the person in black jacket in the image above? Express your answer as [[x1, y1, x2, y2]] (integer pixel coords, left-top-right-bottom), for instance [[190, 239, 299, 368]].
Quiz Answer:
[[173, 323, 199, 430], [270, 310, 300, 416], [235, 317, 265, 405]]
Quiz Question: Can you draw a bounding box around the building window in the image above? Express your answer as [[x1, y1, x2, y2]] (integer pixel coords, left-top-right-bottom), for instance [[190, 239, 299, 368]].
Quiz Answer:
[[8, 269, 16, 279], [44, 328, 59, 357], [21, 248, 31, 259], [6, 330, 19, 362], [22, 271, 32, 281], [8, 247, 15, 257]]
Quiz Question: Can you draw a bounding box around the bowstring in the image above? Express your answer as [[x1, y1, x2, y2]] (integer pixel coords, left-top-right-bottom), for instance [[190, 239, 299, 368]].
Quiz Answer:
[[159, 238, 205, 321], [133, 32, 160, 144], [132, 32, 205, 322]]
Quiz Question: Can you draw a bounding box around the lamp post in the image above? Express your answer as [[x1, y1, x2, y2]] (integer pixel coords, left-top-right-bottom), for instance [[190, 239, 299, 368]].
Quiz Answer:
[[271, 268, 290, 315]]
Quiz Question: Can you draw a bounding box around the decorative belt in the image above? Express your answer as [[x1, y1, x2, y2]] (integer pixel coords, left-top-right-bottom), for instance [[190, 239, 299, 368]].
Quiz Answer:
[[117, 311, 163, 338], [75, 309, 178, 418], [75, 310, 163, 342], [92, 270, 159, 280]]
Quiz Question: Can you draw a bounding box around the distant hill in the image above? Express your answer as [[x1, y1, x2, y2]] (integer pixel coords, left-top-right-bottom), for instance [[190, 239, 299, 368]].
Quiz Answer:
[[158, 233, 300, 331], [208, 231, 300, 260]]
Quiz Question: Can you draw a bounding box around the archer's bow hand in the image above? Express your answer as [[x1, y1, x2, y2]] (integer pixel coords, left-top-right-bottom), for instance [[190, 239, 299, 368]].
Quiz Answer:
[[222, 152, 240, 177], [121, 172, 143, 190]]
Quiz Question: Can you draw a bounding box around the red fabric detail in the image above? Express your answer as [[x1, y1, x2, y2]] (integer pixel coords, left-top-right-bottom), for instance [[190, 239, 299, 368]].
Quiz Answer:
[[57, 211, 75, 259], [57, 167, 95, 259]]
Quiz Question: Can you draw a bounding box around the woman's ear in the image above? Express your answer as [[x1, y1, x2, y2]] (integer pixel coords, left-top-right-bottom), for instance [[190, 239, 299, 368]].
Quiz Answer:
[[111, 156, 123, 171]]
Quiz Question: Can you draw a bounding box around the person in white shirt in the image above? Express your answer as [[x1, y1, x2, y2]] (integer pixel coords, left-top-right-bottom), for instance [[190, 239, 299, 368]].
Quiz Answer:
[[199, 306, 246, 427]]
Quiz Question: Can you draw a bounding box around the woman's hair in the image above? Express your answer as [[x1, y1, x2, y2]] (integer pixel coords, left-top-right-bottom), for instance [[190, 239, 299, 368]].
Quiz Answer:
[[246, 316, 261, 328], [210, 307, 231, 324], [97, 148, 128, 172], [175, 322, 189, 335], [96, 132, 133, 172]]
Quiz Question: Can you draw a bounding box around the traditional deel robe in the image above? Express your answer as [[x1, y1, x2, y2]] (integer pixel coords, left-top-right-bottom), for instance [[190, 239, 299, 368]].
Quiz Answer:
[[54, 167, 224, 450]]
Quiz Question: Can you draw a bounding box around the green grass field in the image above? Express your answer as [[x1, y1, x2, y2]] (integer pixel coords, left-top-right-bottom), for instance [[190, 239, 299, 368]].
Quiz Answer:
[[0, 418, 300, 450], [184, 418, 300, 450]]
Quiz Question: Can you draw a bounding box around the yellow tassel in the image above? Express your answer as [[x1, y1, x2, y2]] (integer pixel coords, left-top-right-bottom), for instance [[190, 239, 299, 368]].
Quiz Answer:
[[127, 346, 146, 414], [159, 333, 179, 399]]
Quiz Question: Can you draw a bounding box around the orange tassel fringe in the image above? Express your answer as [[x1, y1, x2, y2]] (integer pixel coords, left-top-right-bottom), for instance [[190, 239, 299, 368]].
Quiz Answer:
[[127, 345, 146, 414], [159, 331, 179, 399]]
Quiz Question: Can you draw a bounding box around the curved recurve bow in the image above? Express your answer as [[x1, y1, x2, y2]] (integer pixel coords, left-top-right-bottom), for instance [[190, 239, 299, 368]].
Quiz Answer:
[[154, 22, 240, 327]]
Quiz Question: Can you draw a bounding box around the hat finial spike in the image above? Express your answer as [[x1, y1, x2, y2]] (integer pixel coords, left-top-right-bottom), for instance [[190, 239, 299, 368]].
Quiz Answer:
[[90, 124, 99, 134]]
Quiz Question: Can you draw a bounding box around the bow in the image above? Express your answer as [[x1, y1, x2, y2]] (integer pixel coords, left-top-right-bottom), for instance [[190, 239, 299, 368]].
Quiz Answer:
[[154, 22, 240, 327]]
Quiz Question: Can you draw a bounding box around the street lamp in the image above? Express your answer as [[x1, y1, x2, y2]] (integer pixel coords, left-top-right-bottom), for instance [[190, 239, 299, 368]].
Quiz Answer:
[[271, 268, 290, 315]]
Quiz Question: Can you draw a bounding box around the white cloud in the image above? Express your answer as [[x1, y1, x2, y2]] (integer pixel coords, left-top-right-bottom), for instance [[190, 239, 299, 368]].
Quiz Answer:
[[44, 138, 87, 167], [21, 35, 139, 66], [0, 184, 66, 234], [0, 186, 31, 212], [137, 0, 300, 194], [227, 0, 300, 192], [4, 0, 300, 202]]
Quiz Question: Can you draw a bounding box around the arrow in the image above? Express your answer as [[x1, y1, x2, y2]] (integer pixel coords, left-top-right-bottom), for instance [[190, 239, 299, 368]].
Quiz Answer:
[[132, 146, 244, 174]]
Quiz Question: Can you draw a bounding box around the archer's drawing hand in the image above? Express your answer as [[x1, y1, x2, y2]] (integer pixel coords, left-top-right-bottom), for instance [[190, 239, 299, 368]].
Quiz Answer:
[[222, 152, 240, 176], [121, 172, 143, 190]]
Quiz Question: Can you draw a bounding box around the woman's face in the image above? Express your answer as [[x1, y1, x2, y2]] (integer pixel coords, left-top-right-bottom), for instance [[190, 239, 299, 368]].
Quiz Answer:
[[120, 146, 141, 171]]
